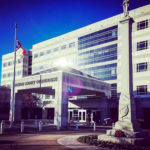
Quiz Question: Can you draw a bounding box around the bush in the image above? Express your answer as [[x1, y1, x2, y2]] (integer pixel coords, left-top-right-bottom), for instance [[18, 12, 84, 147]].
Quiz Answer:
[[77, 135, 146, 150]]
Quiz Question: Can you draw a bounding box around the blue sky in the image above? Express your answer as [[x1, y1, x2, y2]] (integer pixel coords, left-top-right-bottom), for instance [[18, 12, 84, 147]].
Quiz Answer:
[[0, 0, 150, 84]]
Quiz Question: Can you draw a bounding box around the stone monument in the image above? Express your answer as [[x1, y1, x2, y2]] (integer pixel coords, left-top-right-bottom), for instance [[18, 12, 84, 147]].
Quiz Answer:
[[98, 0, 149, 145]]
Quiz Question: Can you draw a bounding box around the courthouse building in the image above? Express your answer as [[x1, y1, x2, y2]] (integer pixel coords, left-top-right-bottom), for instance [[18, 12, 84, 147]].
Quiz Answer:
[[1, 4, 150, 127]]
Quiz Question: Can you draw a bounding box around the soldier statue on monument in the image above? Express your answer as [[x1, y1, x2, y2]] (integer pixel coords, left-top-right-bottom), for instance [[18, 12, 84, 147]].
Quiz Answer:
[[122, 0, 130, 17]]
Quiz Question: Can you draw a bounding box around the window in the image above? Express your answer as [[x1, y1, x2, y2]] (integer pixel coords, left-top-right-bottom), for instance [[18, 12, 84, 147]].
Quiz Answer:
[[3, 74, 6, 78], [18, 59, 21, 64], [112, 31, 117, 37], [111, 83, 117, 99], [69, 42, 75, 48], [137, 62, 147, 72], [34, 53, 38, 58], [3, 62, 7, 67], [61, 45, 66, 50], [17, 70, 21, 76], [137, 20, 148, 30], [137, 41, 148, 51], [28, 56, 32, 66], [40, 52, 44, 56], [45, 95, 50, 99], [8, 73, 11, 77], [53, 48, 58, 52], [40, 65, 44, 70], [8, 61, 12, 66], [137, 85, 147, 95], [47, 50, 51, 54]]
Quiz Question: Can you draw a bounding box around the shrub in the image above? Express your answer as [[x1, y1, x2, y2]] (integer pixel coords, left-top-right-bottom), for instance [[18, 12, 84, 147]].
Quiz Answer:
[[77, 135, 146, 150]]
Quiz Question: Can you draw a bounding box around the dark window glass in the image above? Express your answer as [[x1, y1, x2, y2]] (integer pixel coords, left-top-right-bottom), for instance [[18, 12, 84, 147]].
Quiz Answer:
[[137, 41, 148, 51], [45, 95, 50, 99], [137, 85, 147, 95], [137, 62, 147, 72], [3, 63, 7, 67], [70, 111, 72, 120], [137, 20, 148, 30], [53, 48, 59, 52], [61, 45, 66, 50], [47, 50, 51, 54], [34, 53, 38, 58], [8, 73, 11, 77], [111, 83, 117, 99], [28, 56, 32, 66], [69, 42, 75, 48], [18, 59, 21, 64], [83, 112, 85, 120], [8, 61, 12, 66], [40, 52, 44, 56]]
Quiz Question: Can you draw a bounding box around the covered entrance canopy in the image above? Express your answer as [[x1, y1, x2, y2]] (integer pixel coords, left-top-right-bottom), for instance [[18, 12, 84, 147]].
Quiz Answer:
[[13, 67, 111, 128]]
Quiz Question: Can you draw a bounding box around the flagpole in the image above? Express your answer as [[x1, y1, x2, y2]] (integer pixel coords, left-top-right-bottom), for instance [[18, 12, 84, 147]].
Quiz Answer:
[[9, 24, 17, 127]]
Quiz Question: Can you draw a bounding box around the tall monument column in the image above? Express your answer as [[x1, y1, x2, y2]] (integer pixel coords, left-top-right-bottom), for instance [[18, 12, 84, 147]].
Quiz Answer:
[[99, 0, 149, 145], [114, 16, 140, 136], [114, 0, 140, 136]]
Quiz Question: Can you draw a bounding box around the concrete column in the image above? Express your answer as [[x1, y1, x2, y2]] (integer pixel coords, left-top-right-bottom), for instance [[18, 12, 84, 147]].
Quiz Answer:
[[54, 74, 68, 128], [114, 17, 140, 134]]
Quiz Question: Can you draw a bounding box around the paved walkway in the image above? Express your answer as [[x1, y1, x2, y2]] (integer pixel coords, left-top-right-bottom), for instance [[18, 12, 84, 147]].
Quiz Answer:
[[0, 129, 107, 150], [57, 135, 106, 150]]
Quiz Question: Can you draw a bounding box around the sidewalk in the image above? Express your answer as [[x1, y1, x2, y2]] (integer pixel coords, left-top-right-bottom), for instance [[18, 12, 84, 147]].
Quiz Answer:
[[57, 135, 107, 150], [0, 127, 107, 150]]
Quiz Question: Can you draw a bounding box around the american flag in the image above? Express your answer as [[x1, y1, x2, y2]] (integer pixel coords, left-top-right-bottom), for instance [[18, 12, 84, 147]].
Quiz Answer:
[[16, 40, 26, 56]]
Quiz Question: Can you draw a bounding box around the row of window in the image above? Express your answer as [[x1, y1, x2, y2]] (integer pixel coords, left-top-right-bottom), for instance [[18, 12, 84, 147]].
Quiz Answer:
[[3, 59, 22, 68], [110, 84, 148, 97], [110, 84, 148, 98], [81, 63, 117, 81], [45, 95, 55, 99], [2, 71, 22, 78], [78, 25, 118, 50], [78, 44, 117, 66], [34, 42, 75, 59]]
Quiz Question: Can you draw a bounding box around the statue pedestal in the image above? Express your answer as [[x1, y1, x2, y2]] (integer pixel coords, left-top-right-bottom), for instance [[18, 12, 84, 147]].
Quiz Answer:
[[98, 133, 149, 146]]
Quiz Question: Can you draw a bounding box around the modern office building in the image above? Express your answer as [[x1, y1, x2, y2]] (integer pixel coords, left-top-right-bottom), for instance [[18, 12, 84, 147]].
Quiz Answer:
[[1, 4, 150, 127]]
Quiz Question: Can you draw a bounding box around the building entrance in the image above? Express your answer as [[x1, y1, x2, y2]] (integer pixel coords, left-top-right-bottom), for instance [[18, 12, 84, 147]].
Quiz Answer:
[[68, 109, 86, 122]]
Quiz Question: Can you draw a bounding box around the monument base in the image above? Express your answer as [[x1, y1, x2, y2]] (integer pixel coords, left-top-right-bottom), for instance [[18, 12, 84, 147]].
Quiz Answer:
[[98, 120, 149, 146], [98, 134, 150, 146]]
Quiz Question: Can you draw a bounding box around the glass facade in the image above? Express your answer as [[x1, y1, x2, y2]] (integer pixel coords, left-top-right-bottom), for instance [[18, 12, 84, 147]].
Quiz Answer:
[[78, 25, 118, 50], [81, 63, 117, 81], [78, 44, 117, 66]]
